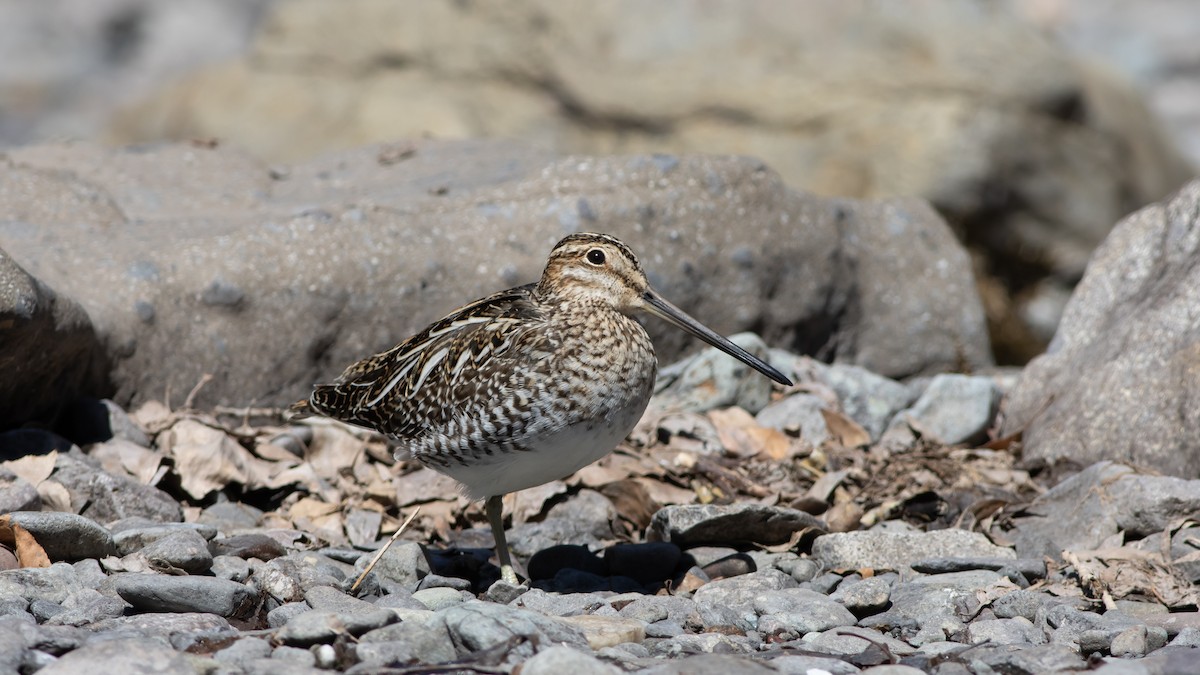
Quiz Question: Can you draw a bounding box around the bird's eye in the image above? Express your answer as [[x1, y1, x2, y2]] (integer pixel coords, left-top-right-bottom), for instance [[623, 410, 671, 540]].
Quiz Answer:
[[586, 249, 606, 265]]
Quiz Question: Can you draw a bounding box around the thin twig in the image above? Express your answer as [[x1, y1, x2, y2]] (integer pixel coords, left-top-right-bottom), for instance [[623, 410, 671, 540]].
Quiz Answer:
[[182, 373, 214, 410], [350, 506, 421, 593]]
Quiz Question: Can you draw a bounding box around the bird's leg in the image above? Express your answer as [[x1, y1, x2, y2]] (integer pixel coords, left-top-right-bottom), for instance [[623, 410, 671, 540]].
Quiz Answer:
[[485, 495, 519, 584]]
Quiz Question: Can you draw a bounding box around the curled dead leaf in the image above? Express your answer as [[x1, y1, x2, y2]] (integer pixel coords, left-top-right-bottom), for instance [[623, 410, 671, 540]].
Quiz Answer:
[[0, 514, 51, 568]]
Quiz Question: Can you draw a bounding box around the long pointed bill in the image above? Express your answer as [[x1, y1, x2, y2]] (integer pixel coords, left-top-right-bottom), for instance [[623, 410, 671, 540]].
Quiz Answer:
[[642, 291, 793, 386]]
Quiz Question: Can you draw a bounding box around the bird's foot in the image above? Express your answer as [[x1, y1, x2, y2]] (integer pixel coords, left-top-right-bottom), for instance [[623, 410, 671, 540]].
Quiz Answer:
[[500, 564, 519, 585]]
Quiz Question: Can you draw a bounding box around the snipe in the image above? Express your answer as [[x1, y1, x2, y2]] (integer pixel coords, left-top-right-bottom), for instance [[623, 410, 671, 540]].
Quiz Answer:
[[292, 232, 791, 584]]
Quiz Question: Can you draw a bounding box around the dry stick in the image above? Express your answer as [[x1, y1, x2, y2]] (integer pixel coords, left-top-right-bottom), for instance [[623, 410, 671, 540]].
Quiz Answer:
[[350, 506, 421, 593], [182, 373, 214, 410]]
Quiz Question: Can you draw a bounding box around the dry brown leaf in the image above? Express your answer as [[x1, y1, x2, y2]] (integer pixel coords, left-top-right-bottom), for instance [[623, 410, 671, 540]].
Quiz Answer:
[[88, 439, 166, 485], [131, 400, 175, 434], [393, 467, 463, 507], [0, 515, 51, 568], [160, 419, 280, 499], [820, 409, 871, 448], [306, 427, 367, 481], [509, 481, 568, 525], [254, 442, 302, 462], [289, 497, 340, 520], [36, 480, 74, 513], [599, 479, 658, 534], [1064, 547, 1200, 609], [2, 452, 58, 486], [633, 476, 696, 506], [345, 508, 383, 547]]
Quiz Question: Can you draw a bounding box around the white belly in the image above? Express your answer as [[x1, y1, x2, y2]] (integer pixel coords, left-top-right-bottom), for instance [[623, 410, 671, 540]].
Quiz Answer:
[[436, 395, 646, 500]]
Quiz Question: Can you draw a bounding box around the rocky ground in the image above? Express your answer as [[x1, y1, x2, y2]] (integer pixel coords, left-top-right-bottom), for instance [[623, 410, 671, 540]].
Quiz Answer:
[[3, 339, 1200, 674]]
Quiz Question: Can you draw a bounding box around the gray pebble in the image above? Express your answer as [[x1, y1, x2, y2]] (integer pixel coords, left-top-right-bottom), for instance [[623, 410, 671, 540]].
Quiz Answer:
[[884, 373, 998, 445], [211, 555, 252, 582], [139, 529, 213, 574], [276, 608, 396, 646], [268, 601, 310, 629], [6, 512, 115, 561], [755, 393, 829, 443], [436, 602, 589, 664], [354, 541, 429, 591], [692, 569, 798, 628], [33, 636, 195, 675], [1109, 624, 1168, 658], [830, 575, 892, 614], [412, 586, 466, 611], [0, 470, 40, 513], [966, 616, 1045, 645], [113, 574, 257, 617], [304, 584, 375, 613], [520, 645, 623, 674], [272, 645, 317, 665], [214, 637, 273, 666], [755, 589, 857, 634], [813, 529, 1014, 571]]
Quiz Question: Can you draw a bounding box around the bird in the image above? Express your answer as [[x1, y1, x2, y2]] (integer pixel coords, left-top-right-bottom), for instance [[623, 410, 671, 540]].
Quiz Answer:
[[291, 232, 792, 584]]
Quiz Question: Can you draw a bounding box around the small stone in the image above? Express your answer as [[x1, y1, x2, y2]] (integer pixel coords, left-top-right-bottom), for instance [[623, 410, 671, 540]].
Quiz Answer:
[[754, 589, 857, 634], [755, 393, 830, 443], [770, 654, 863, 674], [520, 645, 623, 674], [559, 615, 647, 649], [109, 519, 217, 546], [0, 470, 40, 513], [139, 529, 213, 573], [86, 612, 233, 641], [355, 541, 429, 590], [652, 333, 776, 414], [304, 584, 376, 613], [1170, 626, 1200, 647], [1109, 624, 1168, 658], [886, 374, 998, 444], [415, 573, 472, 592], [911, 556, 1046, 579], [692, 569, 798, 627], [312, 643, 336, 668], [775, 557, 819, 583], [113, 574, 258, 617], [214, 637, 273, 667], [649, 503, 825, 547], [813, 529, 1014, 570], [824, 363, 913, 440], [356, 619, 458, 666], [276, 608, 397, 646], [412, 586, 465, 611], [436, 602, 589, 664], [966, 616, 1045, 645], [198, 502, 263, 530], [208, 533, 286, 560], [483, 579, 527, 604], [268, 601, 310, 629], [211, 555, 252, 582], [6, 512, 115, 561], [701, 553, 756, 579], [271, 645, 316, 666], [33, 636, 196, 675], [829, 575, 892, 614]]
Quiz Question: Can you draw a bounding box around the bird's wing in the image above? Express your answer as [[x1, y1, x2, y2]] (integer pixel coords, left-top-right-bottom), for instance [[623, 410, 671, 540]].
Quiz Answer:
[[300, 283, 552, 438]]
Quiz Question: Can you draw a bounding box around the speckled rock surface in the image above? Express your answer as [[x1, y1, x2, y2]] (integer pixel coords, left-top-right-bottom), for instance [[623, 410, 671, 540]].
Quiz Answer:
[[0, 141, 989, 413]]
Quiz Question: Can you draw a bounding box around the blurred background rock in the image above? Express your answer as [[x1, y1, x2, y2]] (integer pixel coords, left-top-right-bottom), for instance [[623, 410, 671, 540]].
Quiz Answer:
[[1, 0, 1196, 365]]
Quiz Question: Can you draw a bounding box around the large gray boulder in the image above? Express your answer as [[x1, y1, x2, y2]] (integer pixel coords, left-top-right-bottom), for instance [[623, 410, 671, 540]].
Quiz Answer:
[[111, 1, 1193, 349], [1002, 179, 1200, 476], [0, 140, 989, 412], [0, 247, 107, 428]]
